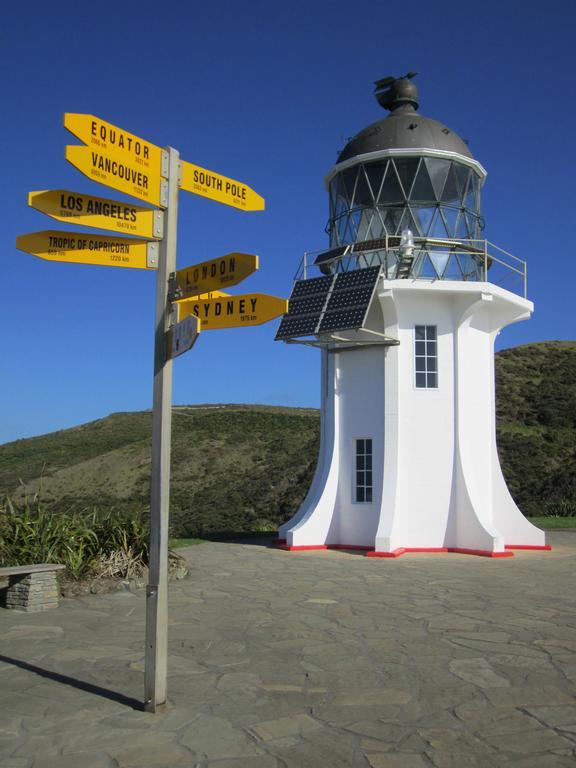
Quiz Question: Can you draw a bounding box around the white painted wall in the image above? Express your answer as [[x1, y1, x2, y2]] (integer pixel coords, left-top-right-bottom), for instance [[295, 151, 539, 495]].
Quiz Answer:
[[279, 279, 546, 553]]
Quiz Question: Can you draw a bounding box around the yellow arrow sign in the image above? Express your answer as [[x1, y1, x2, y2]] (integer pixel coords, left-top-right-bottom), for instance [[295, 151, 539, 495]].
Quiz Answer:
[[64, 113, 163, 176], [180, 161, 265, 212], [16, 230, 158, 270], [178, 292, 288, 330], [66, 145, 166, 207], [28, 190, 164, 239], [173, 253, 258, 299]]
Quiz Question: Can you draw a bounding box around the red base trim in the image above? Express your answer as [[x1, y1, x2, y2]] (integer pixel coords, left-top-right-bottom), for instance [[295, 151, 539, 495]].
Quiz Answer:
[[279, 541, 550, 557], [283, 545, 518, 559], [448, 547, 513, 558]]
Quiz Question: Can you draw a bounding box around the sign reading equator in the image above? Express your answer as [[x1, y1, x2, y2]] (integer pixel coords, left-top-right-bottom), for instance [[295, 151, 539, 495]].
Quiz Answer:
[[178, 292, 288, 330], [180, 161, 265, 212], [64, 113, 163, 174], [173, 253, 258, 298], [16, 230, 158, 270], [28, 190, 163, 239]]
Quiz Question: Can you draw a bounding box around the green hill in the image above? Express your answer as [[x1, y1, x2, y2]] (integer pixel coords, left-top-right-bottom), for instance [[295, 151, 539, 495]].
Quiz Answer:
[[1, 341, 574, 533]]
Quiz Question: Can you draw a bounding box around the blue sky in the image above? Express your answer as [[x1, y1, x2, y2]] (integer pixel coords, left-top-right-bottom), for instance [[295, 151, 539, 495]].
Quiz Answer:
[[2, 0, 575, 444]]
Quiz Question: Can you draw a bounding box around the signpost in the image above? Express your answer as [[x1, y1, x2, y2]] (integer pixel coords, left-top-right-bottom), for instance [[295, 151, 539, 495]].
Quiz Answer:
[[178, 292, 288, 330], [16, 230, 158, 270], [180, 161, 265, 211], [172, 253, 258, 299], [28, 190, 164, 239], [16, 111, 283, 714]]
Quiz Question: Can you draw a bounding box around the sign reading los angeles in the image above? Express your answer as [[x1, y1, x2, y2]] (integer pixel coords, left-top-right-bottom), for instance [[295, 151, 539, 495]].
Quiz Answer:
[[180, 161, 265, 212], [29, 190, 163, 239], [178, 292, 288, 330], [173, 253, 258, 299], [16, 231, 158, 270]]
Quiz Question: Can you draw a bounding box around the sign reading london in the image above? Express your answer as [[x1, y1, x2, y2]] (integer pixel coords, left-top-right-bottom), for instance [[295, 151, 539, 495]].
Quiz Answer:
[[16, 231, 158, 270], [178, 292, 288, 330], [180, 161, 264, 212], [173, 253, 258, 299], [29, 190, 163, 239]]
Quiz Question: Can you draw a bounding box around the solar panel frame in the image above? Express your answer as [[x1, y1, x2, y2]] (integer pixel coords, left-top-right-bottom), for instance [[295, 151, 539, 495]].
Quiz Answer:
[[275, 265, 382, 340]]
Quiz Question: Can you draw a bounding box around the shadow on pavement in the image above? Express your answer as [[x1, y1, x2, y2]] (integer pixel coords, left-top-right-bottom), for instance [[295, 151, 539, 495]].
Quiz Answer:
[[0, 654, 144, 711]]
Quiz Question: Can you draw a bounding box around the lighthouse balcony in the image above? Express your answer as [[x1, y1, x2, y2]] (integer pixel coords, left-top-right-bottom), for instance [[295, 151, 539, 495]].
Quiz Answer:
[[295, 236, 527, 298]]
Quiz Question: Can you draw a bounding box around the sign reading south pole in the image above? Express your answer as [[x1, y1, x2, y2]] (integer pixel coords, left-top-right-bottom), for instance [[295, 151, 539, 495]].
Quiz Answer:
[[180, 161, 265, 212], [28, 190, 164, 239], [178, 293, 288, 330], [16, 230, 158, 270], [173, 253, 258, 299]]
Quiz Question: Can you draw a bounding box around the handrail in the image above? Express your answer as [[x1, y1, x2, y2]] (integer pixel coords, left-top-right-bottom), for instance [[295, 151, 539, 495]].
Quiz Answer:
[[294, 238, 527, 298]]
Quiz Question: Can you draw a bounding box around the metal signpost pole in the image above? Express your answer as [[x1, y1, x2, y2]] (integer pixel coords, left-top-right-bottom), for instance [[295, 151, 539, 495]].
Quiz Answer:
[[145, 146, 179, 712]]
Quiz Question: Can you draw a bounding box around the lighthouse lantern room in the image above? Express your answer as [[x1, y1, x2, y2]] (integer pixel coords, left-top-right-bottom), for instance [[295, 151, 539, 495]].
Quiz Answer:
[[275, 73, 549, 557]]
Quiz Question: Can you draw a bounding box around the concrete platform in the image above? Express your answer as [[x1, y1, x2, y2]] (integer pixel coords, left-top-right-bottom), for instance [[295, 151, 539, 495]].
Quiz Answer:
[[0, 532, 575, 767]]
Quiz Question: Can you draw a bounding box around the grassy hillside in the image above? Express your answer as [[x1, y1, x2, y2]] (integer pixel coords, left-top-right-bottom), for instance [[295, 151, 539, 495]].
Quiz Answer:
[[0, 406, 319, 536], [1, 342, 574, 532], [495, 341, 576, 515]]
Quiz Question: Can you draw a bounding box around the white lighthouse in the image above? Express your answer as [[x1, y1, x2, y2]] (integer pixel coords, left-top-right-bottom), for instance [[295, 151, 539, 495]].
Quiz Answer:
[[275, 74, 549, 558]]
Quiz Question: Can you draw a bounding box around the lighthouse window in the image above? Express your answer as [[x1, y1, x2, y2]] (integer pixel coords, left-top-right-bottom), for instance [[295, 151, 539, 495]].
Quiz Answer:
[[355, 439, 373, 503], [415, 325, 438, 388]]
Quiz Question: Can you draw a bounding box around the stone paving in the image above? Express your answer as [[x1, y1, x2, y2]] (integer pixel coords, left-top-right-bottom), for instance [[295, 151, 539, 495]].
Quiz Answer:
[[1, 532, 575, 767]]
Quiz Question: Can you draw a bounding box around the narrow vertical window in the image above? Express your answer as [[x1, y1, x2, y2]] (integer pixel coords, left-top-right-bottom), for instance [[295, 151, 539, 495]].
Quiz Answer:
[[415, 325, 438, 388], [355, 439, 373, 503]]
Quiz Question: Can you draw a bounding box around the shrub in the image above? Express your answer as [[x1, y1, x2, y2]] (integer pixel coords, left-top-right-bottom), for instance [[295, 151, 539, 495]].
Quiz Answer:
[[0, 495, 150, 580], [542, 498, 576, 518]]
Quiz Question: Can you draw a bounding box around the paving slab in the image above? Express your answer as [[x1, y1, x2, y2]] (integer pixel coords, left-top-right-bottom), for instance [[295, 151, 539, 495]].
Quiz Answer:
[[0, 531, 575, 766]]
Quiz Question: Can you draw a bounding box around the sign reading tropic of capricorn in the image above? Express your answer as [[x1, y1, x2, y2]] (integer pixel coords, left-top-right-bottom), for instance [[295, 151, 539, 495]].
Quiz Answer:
[[15, 113, 287, 713]]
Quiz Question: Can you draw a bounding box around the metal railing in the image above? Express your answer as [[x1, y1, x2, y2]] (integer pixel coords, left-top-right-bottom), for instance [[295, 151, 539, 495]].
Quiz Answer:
[[295, 237, 527, 298]]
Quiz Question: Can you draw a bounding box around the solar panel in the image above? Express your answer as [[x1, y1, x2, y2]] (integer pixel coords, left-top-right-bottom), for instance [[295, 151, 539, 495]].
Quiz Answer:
[[275, 265, 381, 341], [318, 266, 381, 334]]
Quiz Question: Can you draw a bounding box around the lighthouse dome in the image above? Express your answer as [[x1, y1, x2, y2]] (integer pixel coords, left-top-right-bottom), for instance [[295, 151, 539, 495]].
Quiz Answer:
[[337, 108, 474, 164]]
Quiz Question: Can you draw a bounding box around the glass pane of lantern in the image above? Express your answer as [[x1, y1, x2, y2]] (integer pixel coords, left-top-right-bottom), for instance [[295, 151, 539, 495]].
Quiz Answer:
[[366, 161, 387, 201], [455, 211, 469, 238], [428, 209, 448, 238], [354, 166, 373, 207], [393, 157, 420, 198], [410, 162, 436, 202], [383, 207, 405, 234], [464, 176, 478, 213], [379, 164, 404, 204], [339, 167, 358, 204], [455, 165, 471, 201], [429, 251, 450, 277], [424, 157, 450, 200], [413, 206, 436, 236], [441, 207, 459, 237], [441, 163, 460, 204]]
